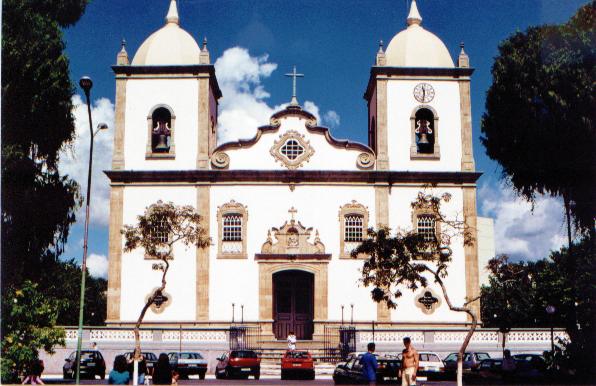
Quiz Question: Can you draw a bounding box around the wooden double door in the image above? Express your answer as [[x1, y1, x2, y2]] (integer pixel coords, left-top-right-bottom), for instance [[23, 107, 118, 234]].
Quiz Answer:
[[273, 270, 314, 340]]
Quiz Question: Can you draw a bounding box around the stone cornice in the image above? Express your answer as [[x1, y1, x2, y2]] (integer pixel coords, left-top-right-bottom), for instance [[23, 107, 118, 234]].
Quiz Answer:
[[105, 169, 482, 184], [112, 65, 222, 99], [364, 66, 475, 101], [254, 254, 332, 261]]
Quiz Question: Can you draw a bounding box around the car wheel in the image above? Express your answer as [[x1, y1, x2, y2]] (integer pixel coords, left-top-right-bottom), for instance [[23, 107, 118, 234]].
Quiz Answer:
[[99, 371, 105, 380], [215, 369, 222, 379], [254, 371, 260, 380]]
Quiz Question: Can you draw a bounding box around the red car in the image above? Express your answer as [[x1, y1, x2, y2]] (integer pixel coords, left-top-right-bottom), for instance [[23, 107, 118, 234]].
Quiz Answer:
[[281, 350, 315, 380], [215, 350, 260, 380]]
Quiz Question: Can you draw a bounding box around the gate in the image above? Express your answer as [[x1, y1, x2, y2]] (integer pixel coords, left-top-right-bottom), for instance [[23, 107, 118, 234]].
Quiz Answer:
[[229, 326, 261, 351], [323, 326, 356, 363]]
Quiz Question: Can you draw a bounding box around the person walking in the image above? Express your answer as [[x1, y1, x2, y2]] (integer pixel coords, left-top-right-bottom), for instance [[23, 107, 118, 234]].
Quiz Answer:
[[108, 355, 131, 385], [399, 337, 418, 386], [287, 331, 297, 351], [151, 353, 172, 385], [361, 342, 378, 385]]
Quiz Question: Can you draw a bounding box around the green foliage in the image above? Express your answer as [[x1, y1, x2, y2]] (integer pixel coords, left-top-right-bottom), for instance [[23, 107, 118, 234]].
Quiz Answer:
[[481, 2, 595, 233], [1, 281, 66, 383], [481, 238, 595, 379], [1, 0, 88, 289]]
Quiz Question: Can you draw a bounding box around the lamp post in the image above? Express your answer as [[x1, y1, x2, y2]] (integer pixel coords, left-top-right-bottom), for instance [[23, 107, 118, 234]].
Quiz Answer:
[[341, 305, 344, 326], [75, 76, 109, 385], [232, 303, 235, 324], [546, 305, 556, 353], [350, 303, 354, 325], [241, 304, 244, 325]]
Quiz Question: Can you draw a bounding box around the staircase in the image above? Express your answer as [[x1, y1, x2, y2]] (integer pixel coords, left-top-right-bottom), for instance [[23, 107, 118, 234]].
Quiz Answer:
[[257, 340, 337, 377]]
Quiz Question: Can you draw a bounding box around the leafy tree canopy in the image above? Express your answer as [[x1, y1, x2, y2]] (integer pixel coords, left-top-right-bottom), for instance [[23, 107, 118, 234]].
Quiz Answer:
[[481, 2, 595, 233], [1, 0, 88, 289]]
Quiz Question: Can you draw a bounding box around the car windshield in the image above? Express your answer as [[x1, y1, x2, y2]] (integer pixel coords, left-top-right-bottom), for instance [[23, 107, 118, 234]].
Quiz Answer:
[[81, 352, 96, 360], [286, 351, 309, 359], [420, 354, 441, 362], [231, 351, 257, 358], [444, 353, 457, 362], [180, 353, 203, 359], [476, 353, 490, 361], [144, 353, 157, 360]]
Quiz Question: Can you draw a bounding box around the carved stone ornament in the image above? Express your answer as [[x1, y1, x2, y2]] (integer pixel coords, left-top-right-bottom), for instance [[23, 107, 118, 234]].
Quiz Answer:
[[146, 288, 172, 314], [356, 152, 376, 169], [211, 152, 230, 169], [415, 288, 441, 315], [260, 207, 325, 254], [270, 130, 315, 170]]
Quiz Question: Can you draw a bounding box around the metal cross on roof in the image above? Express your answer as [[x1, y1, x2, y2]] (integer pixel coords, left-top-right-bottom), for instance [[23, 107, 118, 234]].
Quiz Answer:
[[288, 207, 298, 221], [284, 65, 304, 106]]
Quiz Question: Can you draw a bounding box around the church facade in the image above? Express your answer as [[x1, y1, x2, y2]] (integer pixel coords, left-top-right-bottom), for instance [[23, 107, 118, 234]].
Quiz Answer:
[[106, 0, 481, 340]]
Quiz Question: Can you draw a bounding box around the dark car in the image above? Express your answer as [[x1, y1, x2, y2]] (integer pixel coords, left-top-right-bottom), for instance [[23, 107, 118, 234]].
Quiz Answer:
[[123, 352, 158, 375], [513, 354, 547, 381], [444, 351, 491, 374], [168, 352, 208, 380], [333, 353, 401, 384], [281, 350, 315, 380], [215, 350, 261, 380], [478, 358, 503, 379], [63, 350, 106, 380]]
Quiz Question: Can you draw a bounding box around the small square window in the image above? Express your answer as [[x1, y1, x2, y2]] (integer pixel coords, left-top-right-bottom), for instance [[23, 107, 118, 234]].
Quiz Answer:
[[280, 139, 305, 160]]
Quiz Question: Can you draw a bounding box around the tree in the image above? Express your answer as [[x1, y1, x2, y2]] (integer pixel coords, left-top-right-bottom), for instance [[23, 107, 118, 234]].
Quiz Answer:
[[481, 2, 595, 238], [1, 281, 66, 383], [122, 201, 210, 384], [352, 192, 475, 386], [1, 0, 88, 289]]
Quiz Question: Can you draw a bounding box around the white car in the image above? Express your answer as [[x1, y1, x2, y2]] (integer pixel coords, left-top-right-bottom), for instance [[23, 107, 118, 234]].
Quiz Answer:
[[397, 351, 445, 380]]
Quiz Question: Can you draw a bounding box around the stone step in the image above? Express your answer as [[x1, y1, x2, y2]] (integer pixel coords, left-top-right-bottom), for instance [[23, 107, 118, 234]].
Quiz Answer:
[[258, 363, 337, 376]]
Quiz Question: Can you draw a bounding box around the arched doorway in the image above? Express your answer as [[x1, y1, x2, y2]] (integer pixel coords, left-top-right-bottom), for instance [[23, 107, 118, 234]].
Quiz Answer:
[[273, 270, 314, 340]]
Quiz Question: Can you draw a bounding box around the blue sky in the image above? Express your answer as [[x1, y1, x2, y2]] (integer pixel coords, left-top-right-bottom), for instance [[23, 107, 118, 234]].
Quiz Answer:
[[59, 0, 587, 277]]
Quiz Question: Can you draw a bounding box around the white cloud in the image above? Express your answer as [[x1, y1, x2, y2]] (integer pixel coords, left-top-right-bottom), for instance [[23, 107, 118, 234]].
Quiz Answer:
[[59, 95, 115, 226], [215, 47, 339, 144], [86, 253, 108, 279], [478, 181, 567, 260]]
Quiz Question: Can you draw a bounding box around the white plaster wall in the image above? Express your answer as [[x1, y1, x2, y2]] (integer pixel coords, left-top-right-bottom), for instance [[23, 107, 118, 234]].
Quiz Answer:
[[209, 185, 378, 321], [124, 79, 199, 170], [388, 186, 468, 322], [119, 186, 197, 321], [386, 80, 462, 171], [224, 116, 365, 171], [477, 217, 496, 287]]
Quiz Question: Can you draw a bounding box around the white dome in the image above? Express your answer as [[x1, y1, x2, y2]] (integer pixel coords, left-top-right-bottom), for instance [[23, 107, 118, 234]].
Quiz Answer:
[[132, 1, 201, 66], [384, 0, 454, 68]]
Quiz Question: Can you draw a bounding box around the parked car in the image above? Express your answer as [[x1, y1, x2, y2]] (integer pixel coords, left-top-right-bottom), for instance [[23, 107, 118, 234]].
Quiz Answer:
[[513, 354, 547, 381], [444, 351, 491, 374], [478, 358, 503, 379], [123, 352, 158, 375], [63, 350, 106, 380], [281, 350, 315, 380], [215, 350, 261, 380], [395, 351, 445, 380], [332, 352, 401, 384], [168, 352, 208, 380]]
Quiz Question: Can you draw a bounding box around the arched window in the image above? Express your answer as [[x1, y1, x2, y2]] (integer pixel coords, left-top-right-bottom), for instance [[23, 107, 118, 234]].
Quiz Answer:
[[410, 106, 440, 159], [217, 200, 248, 258], [146, 105, 176, 159], [339, 201, 369, 258]]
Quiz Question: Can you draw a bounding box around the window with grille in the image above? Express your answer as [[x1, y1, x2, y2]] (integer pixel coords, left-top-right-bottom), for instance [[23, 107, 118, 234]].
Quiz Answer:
[[344, 214, 364, 242], [151, 218, 169, 244], [223, 214, 242, 241], [417, 215, 436, 242], [280, 139, 304, 160]]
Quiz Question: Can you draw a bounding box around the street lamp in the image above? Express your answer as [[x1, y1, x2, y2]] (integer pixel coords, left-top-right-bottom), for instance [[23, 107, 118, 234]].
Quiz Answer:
[[546, 305, 556, 353], [341, 305, 344, 326], [75, 76, 109, 385], [350, 303, 354, 325]]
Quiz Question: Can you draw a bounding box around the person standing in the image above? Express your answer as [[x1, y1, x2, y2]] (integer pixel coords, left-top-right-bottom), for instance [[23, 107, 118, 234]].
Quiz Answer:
[[287, 331, 297, 351], [399, 337, 418, 386], [502, 349, 516, 382], [360, 342, 378, 385], [152, 353, 172, 385], [108, 355, 130, 385]]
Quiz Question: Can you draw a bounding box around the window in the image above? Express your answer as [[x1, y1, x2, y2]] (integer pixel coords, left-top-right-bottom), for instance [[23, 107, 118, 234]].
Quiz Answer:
[[222, 214, 242, 241], [339, 201, 369, 258], [151, 217, 169, 244], [146, 105, 176, 159], [410, 106, 440, 159], [417, 214, 436, 242], [217, 200, 248, 258], [280, 139, 305, 160]]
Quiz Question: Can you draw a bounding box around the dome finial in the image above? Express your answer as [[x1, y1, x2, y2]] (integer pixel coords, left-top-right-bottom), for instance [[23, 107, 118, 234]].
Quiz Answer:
[[117, 38, 129, 65], [407, 0, 422, 26], [378, 39, 384, 53], [166, 0, 179, 25]]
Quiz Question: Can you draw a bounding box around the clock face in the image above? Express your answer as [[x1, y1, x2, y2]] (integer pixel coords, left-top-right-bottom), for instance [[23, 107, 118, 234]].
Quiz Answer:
[[413, 83, 435, 103]]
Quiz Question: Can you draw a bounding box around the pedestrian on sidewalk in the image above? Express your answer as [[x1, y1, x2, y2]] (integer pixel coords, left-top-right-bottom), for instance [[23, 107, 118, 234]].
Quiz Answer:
[[108, 355, 130, 385], [152, 354, 172, 385], [399, 337, 418, 386], [287, 331, 297, 351], [22, 360, 44, 385], [361, 342, 378, 385]]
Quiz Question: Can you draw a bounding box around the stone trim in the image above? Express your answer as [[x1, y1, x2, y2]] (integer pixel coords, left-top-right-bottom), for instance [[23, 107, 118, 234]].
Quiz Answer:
[[196, 77, 210, 169], [106, 170, 482, 185], [415, 287, 442, 315], [463, 187, 480, 321], [338, 201, 369, 259], [216, 200, 248, 259], [459, 80, 475, 171], [196, 186, 210, 321], [145, 104, 176, 159], [112, 78, 127, 170], [374, 186, 391, 322], [270, 130, 315, 170], [410, 105, 440, 160], [375, 80, 389, 170], [107, 186, 124, 321], [258, 262, 328, 338]]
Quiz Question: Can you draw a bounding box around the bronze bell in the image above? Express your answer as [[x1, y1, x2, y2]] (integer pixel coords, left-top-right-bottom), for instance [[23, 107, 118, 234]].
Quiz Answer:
[[155, 134, 169, 151], [416, 119, 431, 145]]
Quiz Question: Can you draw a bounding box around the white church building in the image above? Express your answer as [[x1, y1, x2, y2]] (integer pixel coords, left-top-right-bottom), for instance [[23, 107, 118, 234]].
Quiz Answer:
[[106, 0, 483, 341]]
